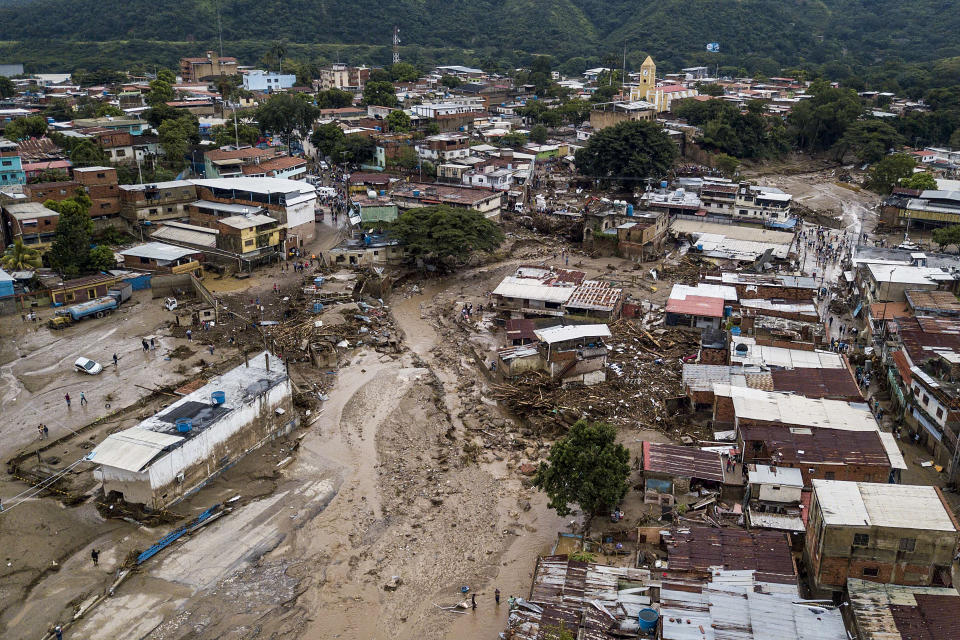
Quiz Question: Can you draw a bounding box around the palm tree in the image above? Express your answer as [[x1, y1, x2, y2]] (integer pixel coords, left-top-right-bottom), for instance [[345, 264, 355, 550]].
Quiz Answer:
[[2, 238, 42, 271], [271, 41, 288, 74]]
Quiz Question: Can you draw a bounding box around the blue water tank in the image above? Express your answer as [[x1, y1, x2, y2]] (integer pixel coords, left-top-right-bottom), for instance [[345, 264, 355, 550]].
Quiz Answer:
[[413, 190, 420, 197], [211, 391, 226, 405], [312, 302, 324, 313], [724, 305, 733, 317], [660, 180, 668, 189], [626, 204, 634, 216], [363, 235, 372, 246], [637, 608, 659, 632], [380, 190, 386, 196], [731, 326, 742, 336], [176, 418, 192, 433]]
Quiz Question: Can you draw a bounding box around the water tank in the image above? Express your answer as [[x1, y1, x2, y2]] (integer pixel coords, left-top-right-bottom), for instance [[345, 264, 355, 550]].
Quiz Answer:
[[367, 189, 377, 199], [724, 305, 733, 317], [660, 180, 668, 189], [176, 418, 193, 433], [626, 204, 634, 216], [312, 302, 324, 313], [379, 190, 386, 196], [637, 608, 659, 632], [211, 390, 226, 405], [413, 190, 420, 197], [363, 235, 372, 246], [731, 326, 742, 336]]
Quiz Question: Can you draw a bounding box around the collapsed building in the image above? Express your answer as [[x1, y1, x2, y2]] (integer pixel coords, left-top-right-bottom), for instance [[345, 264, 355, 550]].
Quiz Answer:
[[87, 352, 294, 509]]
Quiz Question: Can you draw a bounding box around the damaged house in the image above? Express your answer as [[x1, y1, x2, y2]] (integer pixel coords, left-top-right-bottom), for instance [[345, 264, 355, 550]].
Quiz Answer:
[[87, 352, 294, 509]]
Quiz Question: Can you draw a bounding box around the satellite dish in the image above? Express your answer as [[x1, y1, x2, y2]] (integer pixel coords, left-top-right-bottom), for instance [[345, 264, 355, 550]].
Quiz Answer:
[[706, 42, 720, 53]]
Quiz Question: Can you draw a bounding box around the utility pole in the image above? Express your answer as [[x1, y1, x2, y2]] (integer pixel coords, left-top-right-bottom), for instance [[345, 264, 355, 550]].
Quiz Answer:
[[392, 26, 401, 65]]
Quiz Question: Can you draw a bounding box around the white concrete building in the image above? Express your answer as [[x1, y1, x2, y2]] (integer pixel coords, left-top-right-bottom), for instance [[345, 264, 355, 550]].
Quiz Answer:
[[88, 352, 293, 508], [242, 70, 297, 93]]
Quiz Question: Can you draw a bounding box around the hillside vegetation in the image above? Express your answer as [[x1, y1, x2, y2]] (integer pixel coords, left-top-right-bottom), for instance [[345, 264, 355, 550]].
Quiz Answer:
[[0, 0, 958, 78]]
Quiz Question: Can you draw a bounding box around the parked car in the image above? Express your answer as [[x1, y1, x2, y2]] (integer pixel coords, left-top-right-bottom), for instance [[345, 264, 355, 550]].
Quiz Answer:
[[164, 297, 178, 311], [74, 357, 103, 375]]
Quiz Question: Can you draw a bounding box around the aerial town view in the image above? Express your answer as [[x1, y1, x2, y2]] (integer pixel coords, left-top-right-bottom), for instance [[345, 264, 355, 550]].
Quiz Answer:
[[2, 2, 960, 639]]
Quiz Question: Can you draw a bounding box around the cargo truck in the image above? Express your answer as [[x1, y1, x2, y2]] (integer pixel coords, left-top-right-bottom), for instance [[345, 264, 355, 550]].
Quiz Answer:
[[56, 282, 133, 323]]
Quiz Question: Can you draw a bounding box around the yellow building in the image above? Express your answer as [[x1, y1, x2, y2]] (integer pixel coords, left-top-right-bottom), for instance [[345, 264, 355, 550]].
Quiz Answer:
[[217, 214, 282, 257], [629, 55, 699, 112]]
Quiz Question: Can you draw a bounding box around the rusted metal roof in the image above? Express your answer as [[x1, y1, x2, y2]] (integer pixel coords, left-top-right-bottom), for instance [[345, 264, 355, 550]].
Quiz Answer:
[[768, 367, 863, 400], [642, 442, 725, 483], [847, 578, 960, 640], [739, 423, 890, 468], [665, 527, 796, 580], [565, 281, 622, 312]]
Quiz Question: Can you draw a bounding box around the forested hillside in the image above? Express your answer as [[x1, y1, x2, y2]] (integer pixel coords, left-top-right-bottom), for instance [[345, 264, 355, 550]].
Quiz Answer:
[[0, 0, 958, 78]]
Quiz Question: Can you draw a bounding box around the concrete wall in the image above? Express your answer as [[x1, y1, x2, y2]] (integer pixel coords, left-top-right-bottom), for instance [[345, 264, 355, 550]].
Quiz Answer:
[[101, 377, 293, 509]]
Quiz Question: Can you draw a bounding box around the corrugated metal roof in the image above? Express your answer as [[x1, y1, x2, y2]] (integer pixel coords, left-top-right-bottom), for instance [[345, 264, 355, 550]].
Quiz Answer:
[[534, 324, 611, 344], [812, 481, 957, 531], [566, 281, 622, 312], [847, 579, 960, 640], [86, 427, 184, 472], [746, 509, 805, 532], [119, 241, 200, 262], [492, 277, 575, 304], [642, 441, 725, 482], [150, 224, 218, 248], [666, 527, 796, 579], [718, 386, 878, 431]]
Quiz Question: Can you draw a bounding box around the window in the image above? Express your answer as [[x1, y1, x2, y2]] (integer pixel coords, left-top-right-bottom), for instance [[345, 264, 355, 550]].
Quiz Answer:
[[139, 257, 150, 264], [244, 239, 254, 246], [96, 172, 105, 178], [923, 394, 929, 405], [1, 160, 11, 166], [115, 150, 126, 157], [937, 408, 944, 419], [862, 567, 879, 577], [853, 533, 870, 547], [87, 288, 96, 299], [899, 538, 916, 552], [824, 471, 835, 480]]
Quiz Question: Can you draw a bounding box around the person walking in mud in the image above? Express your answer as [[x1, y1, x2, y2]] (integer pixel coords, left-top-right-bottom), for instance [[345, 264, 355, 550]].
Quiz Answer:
[[91, 549, 99, 566], [80, 391, 87, 406], [64, 393, 71, 408]]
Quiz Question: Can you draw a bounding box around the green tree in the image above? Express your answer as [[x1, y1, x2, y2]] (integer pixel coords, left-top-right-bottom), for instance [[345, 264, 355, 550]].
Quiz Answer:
[[146, 79, 174, 106], [832, 120, 904, 163], [390, 205, 504, 267], [46, 193, 94, 277], [867, 153, 916, 194], [696, 83, 724, 96], [210, 122, 260, 147], [156, 68, 176, 84], [315, 88, 354, 109], [1, 238, 42, 271], [386, 109, 412, 132], [389, 62, 419, 83], [440, 75, 461, 89], [528, 55, 553, 95], [95, 104, 124, 117], [270, 40, 288, 73], [256, 92, 318, 145], [390, 145, 419, 171], [901, 172, 938, 191], [333, 134, 375, 164], [932, 226, 960, 252], [713, 153, 740, 176], [789, 80, 862, 151], [69, 139, 108, 167], [368, 68, 392, 83], [0, 75, 15, 99], [533, 420, 630, 518], [557, 99, 591, 126], [158, 118, 192, 170], [951, 128, 960, 149], [362, 81, 398, 108], [530, 124, 548, 144], [500, 131, 527, 148], [575, 120, 678, 187], [425, 121, 441, 136], [4, 115, 48, 141], [42, 98, 74, 122], [310, 122, 345, 158], [87, 245, 116, 271]]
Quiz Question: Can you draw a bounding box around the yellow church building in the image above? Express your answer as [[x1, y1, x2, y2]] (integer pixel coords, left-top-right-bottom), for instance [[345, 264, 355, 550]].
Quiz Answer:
[[629, 56, 699, 112]]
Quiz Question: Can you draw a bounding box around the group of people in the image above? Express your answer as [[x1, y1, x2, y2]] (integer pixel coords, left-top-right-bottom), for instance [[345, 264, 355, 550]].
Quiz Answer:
[[460, 302, 483, 321]]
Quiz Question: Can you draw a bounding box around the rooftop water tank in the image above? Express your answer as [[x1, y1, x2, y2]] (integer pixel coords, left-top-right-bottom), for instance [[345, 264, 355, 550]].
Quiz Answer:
[[637, 608, 659, 632], [211, 390, 226, 405], [626, 204, 634, 216], [176, 418, 192, 433]]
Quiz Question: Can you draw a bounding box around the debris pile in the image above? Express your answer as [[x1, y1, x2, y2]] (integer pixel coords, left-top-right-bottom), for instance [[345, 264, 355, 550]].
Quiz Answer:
[[489, 320, 701, 435]]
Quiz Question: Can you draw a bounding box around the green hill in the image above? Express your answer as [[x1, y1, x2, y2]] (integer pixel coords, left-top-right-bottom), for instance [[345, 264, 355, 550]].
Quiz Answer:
[[0, 0, 958, 76]]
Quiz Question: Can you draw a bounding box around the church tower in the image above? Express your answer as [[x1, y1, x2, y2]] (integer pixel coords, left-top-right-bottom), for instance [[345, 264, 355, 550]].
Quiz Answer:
[[638, 55, 656, 96]]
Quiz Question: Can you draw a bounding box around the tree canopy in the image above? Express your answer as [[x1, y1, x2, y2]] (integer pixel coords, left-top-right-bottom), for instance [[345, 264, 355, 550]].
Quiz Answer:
[[867, 154, 916, 194], [1, 239, 42, 271], [900, 172, 938, 191], [3, 115, 48, 141], [386, 109, 412, 132], [389, 205, 504, 267], [932, 225, 960, 252], [0, 75, 14, 99], [255, 92, 318, 145], [789, 80, 862, 152], [534, 419, 630, 518], [574, 120, 678, 187], [362, 81, 399, 108], [832, 119, 904, 163], [46, 192, 95, 277], [315, 88, 355, 110], [310, 122, 346, 159]]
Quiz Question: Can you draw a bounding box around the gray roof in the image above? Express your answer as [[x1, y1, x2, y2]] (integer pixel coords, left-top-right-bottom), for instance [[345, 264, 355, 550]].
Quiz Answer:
[[118, 242, 200, 262], [4, 201, 58, 220]]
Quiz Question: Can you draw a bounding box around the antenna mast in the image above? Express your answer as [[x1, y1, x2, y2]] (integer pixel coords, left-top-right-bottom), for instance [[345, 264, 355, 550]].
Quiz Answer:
[[392, 26, 400, 64]]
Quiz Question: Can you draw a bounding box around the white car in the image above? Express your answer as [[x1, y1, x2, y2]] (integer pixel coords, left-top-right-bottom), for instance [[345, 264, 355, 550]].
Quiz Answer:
[[164, 297, 178, 311], [75, 357, 103, 375]]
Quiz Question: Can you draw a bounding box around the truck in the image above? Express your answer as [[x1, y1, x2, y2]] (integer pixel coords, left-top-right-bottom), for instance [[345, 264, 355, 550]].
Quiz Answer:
[[58, 282, 133, 322]]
